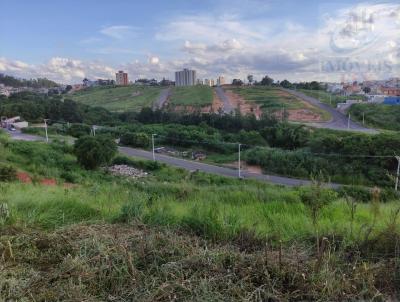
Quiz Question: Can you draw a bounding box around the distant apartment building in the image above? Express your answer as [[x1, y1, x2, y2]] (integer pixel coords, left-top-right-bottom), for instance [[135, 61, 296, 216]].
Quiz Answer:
[[381, 87, 400, 96], [116, 70, 129, 86], [175, 69, 196, 86], [196, 79, 204, 85], [217, 76, 225, 86], [204, 79, 215, 87]]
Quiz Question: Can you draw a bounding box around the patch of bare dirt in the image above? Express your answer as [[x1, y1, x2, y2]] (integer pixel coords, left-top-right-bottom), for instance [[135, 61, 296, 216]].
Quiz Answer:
[[224, 161, 263, 174], [17, 172, 32, 183], [287, 109, 322, 122], [225, 90, 262, 119], [212, 90, 223, 112]]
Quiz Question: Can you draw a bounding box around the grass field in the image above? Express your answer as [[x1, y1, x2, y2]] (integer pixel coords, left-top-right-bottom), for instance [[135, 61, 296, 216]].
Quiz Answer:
[[1, 131, 400, 300], [300, 89, 365, 107], [229, 86, 331, 121], [169, 85, 213, 106], [70, 85, 163, 112], [349, 103, 400, 131]]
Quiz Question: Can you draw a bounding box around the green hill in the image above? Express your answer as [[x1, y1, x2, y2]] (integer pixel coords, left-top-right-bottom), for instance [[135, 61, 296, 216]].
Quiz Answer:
[[169, 85, 213, 106], [70, 85, 163, 112]]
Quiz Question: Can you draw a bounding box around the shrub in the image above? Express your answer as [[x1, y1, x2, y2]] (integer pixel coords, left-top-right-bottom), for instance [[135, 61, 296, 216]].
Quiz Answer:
[[67, 124, 91, 138], [0, 164, 17, 182], [338, 186, 399, 203], [120, 132, 150, 148], [74, 135, 117, 169]]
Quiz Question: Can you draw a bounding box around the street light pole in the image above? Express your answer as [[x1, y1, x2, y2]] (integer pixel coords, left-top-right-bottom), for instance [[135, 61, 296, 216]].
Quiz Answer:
[[152, 134, 156, 161], [347, 113, 351, 130], [238, 143, 242, 178], [43, 119, 49, 143], [395, 156, 400, 191]]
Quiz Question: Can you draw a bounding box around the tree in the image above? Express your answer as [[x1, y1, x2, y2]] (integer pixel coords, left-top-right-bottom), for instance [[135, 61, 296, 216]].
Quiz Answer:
[[280, 79, 292, 88], [260, 75, 274, 86], [247, 75, 254, 85], [232, 79, 243, 86], [120, 132, 150, 148], [363, 87, 371, 94], [74, 135, 117, 169]]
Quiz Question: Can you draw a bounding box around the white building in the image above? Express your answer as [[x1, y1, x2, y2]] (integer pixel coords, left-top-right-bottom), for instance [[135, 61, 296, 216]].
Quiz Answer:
[[204, 79, 215, 87], [217, 76, 225, 86], [175, 69, 196, 86]]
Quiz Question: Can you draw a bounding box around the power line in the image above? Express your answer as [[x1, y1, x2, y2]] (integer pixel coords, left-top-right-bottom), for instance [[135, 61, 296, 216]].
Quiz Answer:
[[43, 120, 397, 159]]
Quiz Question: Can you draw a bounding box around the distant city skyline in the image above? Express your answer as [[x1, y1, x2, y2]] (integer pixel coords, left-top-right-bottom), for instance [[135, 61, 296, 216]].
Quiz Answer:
[[0, 0, 398, 84]]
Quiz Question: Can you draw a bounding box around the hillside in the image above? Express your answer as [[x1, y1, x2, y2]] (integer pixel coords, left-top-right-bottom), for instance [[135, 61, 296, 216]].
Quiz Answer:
[[70, 85, 164, 112], [349, 103, 400, 131], [0, 130, 400, 300], [227, 86, 330, 122], [169, 85, 213, 106]]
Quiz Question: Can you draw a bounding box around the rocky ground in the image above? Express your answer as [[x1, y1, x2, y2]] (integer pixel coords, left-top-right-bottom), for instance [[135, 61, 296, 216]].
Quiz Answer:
[[107, 164, 148, 179]]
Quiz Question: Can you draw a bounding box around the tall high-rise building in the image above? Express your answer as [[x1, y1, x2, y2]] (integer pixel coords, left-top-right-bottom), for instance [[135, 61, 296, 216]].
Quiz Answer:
[[116, 70, 129, 86], [175, 69, 196, 86], [217, 76, 225, 86], [204, 79, 215, 87]]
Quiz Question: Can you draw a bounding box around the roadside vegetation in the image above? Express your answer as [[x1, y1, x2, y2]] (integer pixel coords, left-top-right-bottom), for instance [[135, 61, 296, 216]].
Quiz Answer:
[[4, 90, 399, 188], [300, 89, 365, 107], [169, 85, 213, 106], [70, 85, 164, 112], [1, 129, 400, 300], [350, 103, 400, 131]]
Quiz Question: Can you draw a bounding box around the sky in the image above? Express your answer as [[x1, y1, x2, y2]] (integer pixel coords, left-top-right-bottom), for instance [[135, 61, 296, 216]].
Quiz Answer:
[[0, 0, 399, 84]]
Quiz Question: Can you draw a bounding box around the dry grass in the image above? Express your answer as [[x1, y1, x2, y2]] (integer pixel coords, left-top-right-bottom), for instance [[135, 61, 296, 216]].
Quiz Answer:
[[1, 223, 399, 301]]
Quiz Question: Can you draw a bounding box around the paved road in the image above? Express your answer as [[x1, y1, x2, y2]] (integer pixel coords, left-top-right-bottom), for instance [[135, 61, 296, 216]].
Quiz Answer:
[[5, 129, 329, 187], [118, 147, 319, 186], [280, 88, 376, 133], [153, 87, 171, 110], [215, 86, 234, 114]]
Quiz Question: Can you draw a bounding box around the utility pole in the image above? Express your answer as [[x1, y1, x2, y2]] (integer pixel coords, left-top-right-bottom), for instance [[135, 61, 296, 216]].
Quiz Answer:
[[238, 143, 242, 178], [395, 156, 400, 191], [347, 113, 351, 130], [362, 112, 365, 125], [152, 134, 157, 161], [43, 119, 49, 143]]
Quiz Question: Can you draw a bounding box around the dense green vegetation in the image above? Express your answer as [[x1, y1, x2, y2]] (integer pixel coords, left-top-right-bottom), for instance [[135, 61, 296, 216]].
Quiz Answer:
[[169, 85, 213, 106], [70, 85, 164, 112], [0, 74, 58, 88], [0, 92, 117, 124], [74, 135, 117, 169], [3, 92, 400, 188], [1, 129, 400, 300], [350, 103, 400, 131], [300, 89, 365, 107]]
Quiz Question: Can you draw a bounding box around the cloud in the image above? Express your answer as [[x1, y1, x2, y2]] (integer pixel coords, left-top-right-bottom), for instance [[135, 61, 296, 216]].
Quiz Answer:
[[100, 25, 139, 39], [154, 2, 399, 82], [149, 56, 160, 65], [1, 2, 398, 83]]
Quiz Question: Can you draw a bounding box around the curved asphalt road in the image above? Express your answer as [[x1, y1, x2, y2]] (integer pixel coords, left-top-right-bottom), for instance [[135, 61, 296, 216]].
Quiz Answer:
[[5, 129, 331, 187], [280, 88, 376, 133], [152, 87, 171, 110], [215, 86, 235, 114]]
